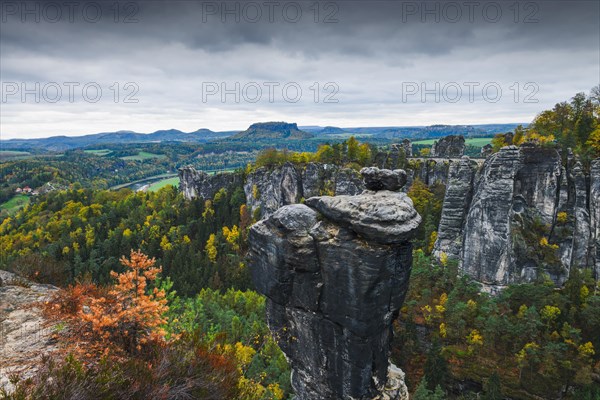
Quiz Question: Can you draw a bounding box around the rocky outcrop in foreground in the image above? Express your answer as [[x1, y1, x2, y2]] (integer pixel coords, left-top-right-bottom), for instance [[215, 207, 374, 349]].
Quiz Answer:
[[249, 168, 419, 399], [0, 270, 58, 393]]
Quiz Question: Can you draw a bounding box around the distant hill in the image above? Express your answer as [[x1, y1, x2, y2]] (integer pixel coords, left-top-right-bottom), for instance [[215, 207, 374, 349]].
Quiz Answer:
[[315, 126, 347, 135], [1, 129, 233, 151], [372, 124, 526, 139], [229, 122, 313, 140], [299, 123, 526, 138], [1, 123, 526, 152]]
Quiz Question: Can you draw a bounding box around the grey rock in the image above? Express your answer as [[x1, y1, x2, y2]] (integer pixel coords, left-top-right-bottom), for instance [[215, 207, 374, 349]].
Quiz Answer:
[[0, 270, 59, 394], [399, 139, 413, 158], [430, 135, 466, 158], [334, 167, 364, 196], [178, 167, 242, 201], [249, 190, 419, 399], [301, 163, 329, 199], [305, 191, 421, 244], [433, 157, 478, 259], [372, 141, 412, 171], [461, 146, 523, 285], [591, 159, 600, 278], [360, 167, 407, 191], [570, 161, 592, 268], [455, 145, 598, 287], [517, 143, 562, 224], [244, 163, 365, 219], [411, 159, 450, 187], [481, 144, 493, 157], [244, 162, 302, 219]]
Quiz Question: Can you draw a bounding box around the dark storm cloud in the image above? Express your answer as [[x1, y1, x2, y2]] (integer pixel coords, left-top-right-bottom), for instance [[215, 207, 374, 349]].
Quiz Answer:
[[1, 0, 598, 137]]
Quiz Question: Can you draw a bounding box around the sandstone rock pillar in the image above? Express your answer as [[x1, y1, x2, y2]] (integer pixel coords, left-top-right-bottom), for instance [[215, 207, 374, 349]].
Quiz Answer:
[[249, 167, 420, 399]]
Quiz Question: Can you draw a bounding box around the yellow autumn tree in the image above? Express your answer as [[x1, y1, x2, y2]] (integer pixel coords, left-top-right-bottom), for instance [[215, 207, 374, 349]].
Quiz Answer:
[[206, 234, 218, 262], [586, 127, 600, 156], [223, 225, 240, 252]]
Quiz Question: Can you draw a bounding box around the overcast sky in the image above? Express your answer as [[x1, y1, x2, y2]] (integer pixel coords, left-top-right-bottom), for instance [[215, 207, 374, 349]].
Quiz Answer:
[[1, 0, 599, 139]]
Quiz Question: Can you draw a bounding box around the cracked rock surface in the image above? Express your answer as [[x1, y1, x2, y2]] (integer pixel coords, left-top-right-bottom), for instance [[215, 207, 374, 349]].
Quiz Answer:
[[0, 270, 58, 394], [249, 168, 418, 399]]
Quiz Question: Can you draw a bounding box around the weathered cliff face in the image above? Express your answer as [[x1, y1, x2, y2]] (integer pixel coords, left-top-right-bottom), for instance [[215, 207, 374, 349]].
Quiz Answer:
[[568, 160, 592, 269], [408, 159, 450, 187], [0, 270, 58, 393], [430, 135, 466, 158], [178, 167, 242, 201], [591, 160, 600, 278], [461, 146, 522, 286], [244, 162, 364, 219], [248, 168, 419, 400], [433, 156, 479, 258], [373, 142, 411, 171], [435, 144, 599, 289], [398, 139, 412, 158]]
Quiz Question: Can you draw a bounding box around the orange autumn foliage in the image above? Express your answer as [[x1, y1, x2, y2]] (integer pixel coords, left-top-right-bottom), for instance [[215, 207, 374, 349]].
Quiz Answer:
[[44, 250, 170, 360], [80, 250, 169, 354]]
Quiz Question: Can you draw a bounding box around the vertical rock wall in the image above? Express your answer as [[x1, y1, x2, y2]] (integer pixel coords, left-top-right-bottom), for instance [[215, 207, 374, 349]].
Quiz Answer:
[[591, 160, 600, 278], [248, 168, 420, 399], [178, 167, 242, 200], [434, 144, 599, 288], [461, 146, 523, 285], [430, 135, 466, 158], [244, 162, 364, 219], [433, 156, 479, 258]]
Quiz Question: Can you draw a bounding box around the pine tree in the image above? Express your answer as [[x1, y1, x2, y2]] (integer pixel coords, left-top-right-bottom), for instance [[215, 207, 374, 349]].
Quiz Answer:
[[424, 339, 449, 390], [484, 372, 502, 400], [413, 378, 432, 400], [81, 250, 168, 354]]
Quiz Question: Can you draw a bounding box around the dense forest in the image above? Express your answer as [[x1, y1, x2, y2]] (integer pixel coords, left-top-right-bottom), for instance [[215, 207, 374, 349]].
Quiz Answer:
[[491, 88, 600, 164], [2, 90, 600, 399]]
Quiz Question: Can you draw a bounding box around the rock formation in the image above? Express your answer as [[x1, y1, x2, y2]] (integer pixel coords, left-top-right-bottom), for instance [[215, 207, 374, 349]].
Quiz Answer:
[[591, 159, 600, 278], [0, 270, 58, 393], [361, 167, 407, 191], [460, 146, 525, 287], [178, 136, 600, 292], [244, 162, 364, 219], [430, 135, 466, 158], [398, 139, 412, 158], [434, 144, 600, 289], [178, 167, 242, 201], [409, 159, 451, 187], [180, 162, 365, 218], [433, 156, 479, 259], [480, 144, 493, 157], [373, 142, 411, 171], [248, 168, 419, 400], [230, 122, 313, 140]]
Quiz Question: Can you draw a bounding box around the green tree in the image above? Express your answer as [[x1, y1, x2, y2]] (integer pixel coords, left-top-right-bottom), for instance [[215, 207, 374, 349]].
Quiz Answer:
[[413, 378, 445, 400], [491, 134, 508, 152], [347, 136, 359, 162], [483, 372, 502, 400], [424, 340, 449, 390]]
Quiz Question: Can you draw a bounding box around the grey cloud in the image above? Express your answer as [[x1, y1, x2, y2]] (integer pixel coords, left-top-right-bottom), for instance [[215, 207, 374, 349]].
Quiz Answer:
[[0, 0, 598, 138]]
